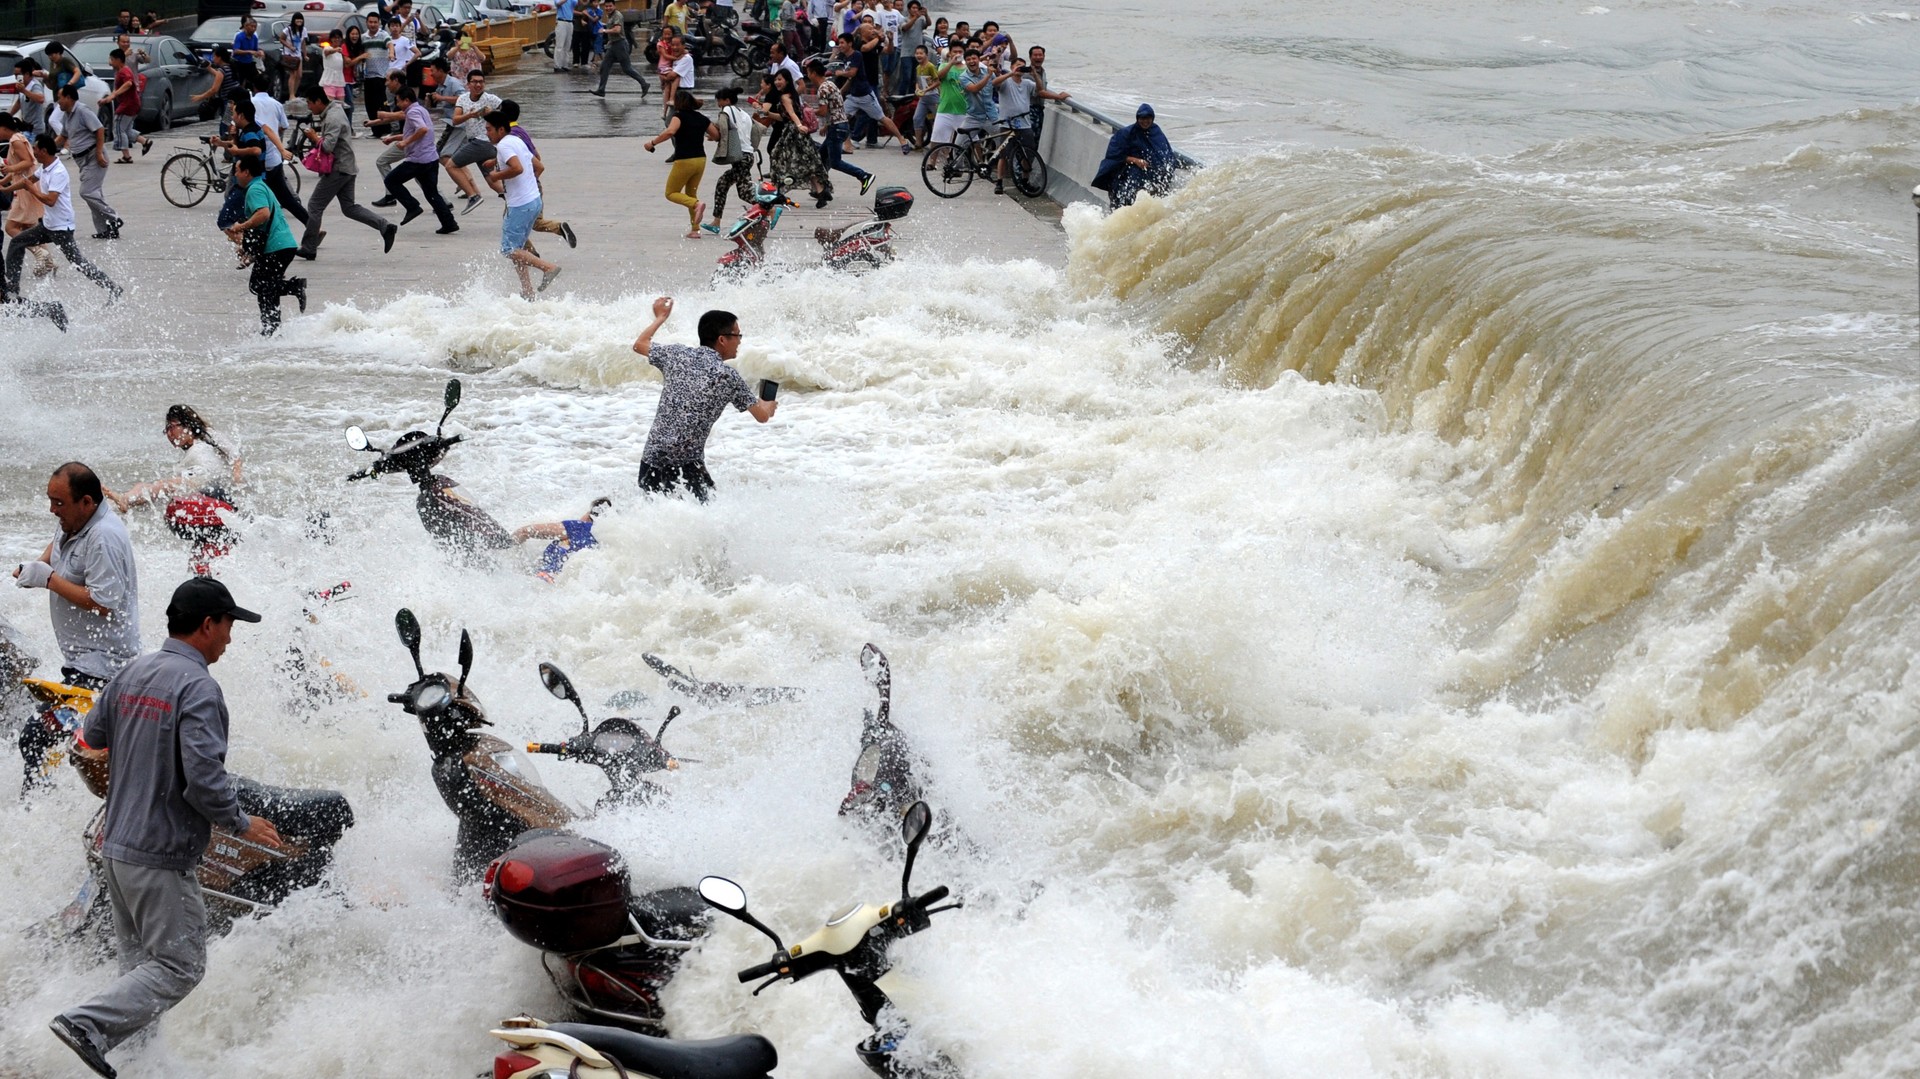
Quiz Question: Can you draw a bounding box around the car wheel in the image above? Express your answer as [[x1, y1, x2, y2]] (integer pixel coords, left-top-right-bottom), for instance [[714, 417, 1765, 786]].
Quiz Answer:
[[159, 91, 174, 130]]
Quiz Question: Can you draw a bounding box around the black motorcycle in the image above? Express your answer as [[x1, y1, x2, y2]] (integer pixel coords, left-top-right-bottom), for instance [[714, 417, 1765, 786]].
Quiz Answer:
[[344, 378, 513, 555]]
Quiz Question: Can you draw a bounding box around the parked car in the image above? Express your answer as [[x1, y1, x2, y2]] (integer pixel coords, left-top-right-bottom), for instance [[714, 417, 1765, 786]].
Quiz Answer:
[[68, 34, 215, 131], [0, 41, 109, 123], [186, 15, 285, 69]]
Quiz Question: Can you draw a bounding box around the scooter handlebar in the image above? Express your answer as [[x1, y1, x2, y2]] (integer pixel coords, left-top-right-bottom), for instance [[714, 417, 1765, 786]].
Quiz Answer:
[[527, 742, 567, 756], [912, 885, 950, 910], [347, 468, 374, 481], [737, 956, 784, 983]]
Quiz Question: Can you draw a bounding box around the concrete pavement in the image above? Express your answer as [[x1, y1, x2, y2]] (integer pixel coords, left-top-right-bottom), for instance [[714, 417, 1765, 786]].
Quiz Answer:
[[10, 63, 1068, 340]]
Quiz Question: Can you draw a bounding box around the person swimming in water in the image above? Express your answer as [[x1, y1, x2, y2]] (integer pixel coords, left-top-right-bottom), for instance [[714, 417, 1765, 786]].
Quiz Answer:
[[513, 497, 610, 581]]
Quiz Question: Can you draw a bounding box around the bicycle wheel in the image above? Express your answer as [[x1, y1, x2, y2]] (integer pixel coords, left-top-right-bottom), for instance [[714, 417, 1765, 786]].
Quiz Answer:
[[283, 160, 303, 198], [161, 153, 216, 208], [921, 142, 972, 198], [1010, 141, 1049, 198]]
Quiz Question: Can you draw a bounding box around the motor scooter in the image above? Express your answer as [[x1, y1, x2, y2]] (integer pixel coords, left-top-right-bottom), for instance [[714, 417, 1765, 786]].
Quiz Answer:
[[21, 676, 355, 941], [475, 660, 714, 1034], [344, 377, 514, 555], [717, 184, 913, 279], [700, 800, 962, 1078], [812, 184, 913, 271], [715, 181, 797, 280]]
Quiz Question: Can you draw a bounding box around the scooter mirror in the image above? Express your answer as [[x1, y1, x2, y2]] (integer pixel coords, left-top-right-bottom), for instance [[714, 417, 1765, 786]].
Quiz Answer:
[[345, 425, 371, 452], [654, 704, 681, 747], [900, 800, 933, 897], [539, 661, 591, 730], [395, 608, 424, 678], [698, 875, 748, 914], [697, 875, 785, 952], [860, 643, 889, 687], [457, 629, 474, 691], [436, 378, 462, 434]]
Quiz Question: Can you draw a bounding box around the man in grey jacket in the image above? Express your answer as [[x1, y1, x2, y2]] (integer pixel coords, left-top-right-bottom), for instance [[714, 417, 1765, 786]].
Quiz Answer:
[[49, 577, 281, 1079], [296, 84, 397, 260]]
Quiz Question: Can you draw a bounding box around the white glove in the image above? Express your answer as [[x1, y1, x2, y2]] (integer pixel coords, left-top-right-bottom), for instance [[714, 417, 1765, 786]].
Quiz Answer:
[[13, 561, 52, 589]]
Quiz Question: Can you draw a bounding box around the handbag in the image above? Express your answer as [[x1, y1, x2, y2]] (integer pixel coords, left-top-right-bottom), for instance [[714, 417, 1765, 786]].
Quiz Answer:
[[302, 144, 334, 175]]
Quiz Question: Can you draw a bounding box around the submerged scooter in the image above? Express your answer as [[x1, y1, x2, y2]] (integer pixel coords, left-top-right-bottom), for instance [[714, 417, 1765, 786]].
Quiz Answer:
[[840, 644, 926, 823], [24, 677, 355, 940], [700, 801, 962, 1079], [812, 186, 914, 272], [344, 378, 513, 554], [477, 661, 713, 1034], [386, 610, 706, 877]]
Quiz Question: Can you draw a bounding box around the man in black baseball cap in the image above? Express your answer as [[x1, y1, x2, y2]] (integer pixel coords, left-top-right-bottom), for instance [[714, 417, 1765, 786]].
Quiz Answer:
[[50, 576, 276, 1079]]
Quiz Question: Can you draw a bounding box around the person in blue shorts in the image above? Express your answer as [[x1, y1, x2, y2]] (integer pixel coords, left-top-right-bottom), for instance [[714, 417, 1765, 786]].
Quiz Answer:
[[513, 498, 610, 581], [483, 111, 560, 298]]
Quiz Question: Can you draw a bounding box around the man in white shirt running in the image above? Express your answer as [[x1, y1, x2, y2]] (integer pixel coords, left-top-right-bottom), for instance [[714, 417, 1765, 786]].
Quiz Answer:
[[484, 112, 560, 300], [3, 134, 121, 302], [441, 70, 500, 211]]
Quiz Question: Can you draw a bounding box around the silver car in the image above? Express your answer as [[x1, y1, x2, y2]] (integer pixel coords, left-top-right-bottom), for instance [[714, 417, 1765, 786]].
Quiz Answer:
[[68, 34, 215, 130]]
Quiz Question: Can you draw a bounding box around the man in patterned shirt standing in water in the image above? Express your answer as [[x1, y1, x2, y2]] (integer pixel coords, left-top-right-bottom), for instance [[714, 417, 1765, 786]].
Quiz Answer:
[[630, 296, 777, 500]]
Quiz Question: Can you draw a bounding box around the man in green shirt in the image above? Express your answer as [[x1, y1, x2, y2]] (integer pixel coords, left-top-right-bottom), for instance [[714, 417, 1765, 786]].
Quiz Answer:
[[223, 155, 305, 336], [928, 41, 969, 145]]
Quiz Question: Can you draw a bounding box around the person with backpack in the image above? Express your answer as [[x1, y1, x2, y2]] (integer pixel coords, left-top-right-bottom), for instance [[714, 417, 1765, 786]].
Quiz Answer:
[[700, 86, 755, 233]]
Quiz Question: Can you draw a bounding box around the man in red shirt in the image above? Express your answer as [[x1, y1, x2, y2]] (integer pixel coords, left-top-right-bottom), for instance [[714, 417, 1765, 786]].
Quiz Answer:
[[102, 49, 151, 164]]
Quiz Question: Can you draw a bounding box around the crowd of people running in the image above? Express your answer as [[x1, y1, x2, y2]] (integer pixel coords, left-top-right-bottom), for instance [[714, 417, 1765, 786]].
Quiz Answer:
[[0, 0, 1178, 335]]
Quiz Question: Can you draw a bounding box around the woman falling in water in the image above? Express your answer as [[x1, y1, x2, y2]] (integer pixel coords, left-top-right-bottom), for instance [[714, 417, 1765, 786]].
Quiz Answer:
[[109, 405, 246, 574]]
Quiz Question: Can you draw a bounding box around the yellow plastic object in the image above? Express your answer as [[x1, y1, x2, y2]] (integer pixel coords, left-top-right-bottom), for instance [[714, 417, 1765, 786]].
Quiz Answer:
[[21, 678, 98, 712]]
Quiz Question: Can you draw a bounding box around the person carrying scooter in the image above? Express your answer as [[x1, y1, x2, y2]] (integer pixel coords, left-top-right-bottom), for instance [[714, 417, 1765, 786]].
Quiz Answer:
[[630, 297, 778, 501]]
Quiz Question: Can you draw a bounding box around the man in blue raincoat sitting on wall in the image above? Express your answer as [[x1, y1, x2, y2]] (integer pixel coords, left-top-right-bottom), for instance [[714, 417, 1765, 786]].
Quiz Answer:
[[1092, 103, 1177, 209]]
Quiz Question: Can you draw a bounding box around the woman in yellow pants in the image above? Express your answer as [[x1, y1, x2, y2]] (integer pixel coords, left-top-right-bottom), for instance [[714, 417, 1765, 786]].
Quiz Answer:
[[645, 91, 720, 238]]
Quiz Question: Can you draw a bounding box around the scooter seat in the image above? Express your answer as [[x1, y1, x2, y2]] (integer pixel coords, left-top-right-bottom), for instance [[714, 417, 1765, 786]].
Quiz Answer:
[[233, 776, 355, 843], [547, 1024, 777, 1079], [629, 885, 712, 943]]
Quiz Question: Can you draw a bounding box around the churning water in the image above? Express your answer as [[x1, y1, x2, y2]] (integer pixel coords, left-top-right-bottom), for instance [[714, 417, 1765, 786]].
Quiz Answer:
[[6, 1, 1920, 1076]]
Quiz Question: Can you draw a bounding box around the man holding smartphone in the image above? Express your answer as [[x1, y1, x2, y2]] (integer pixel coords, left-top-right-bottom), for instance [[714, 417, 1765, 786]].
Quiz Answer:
[[630, 297, 777, 501]]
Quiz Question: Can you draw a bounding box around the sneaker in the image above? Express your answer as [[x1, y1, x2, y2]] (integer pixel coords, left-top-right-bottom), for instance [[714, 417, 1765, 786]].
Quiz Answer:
[[538, 266, 562, 293], [589, 90, 606, 97], [859, 175, 874, 196], [435, 223, 459, 235], [399, 207, 423, 226], [47, 301, 68, 333], [994, 183, 1007, 195], [371, 195, 399, 208], [462, 194, 484, 215], [560, 222, 577, 248], [382, 224, 398, 253], [49, 1016, 115, 1079], [105, 284, 124, 304]]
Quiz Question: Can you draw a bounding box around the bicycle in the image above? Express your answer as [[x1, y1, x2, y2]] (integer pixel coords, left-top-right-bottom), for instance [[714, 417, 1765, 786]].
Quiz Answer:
[[919, 123, 1048, 199], [159, 133, 306, 209]]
